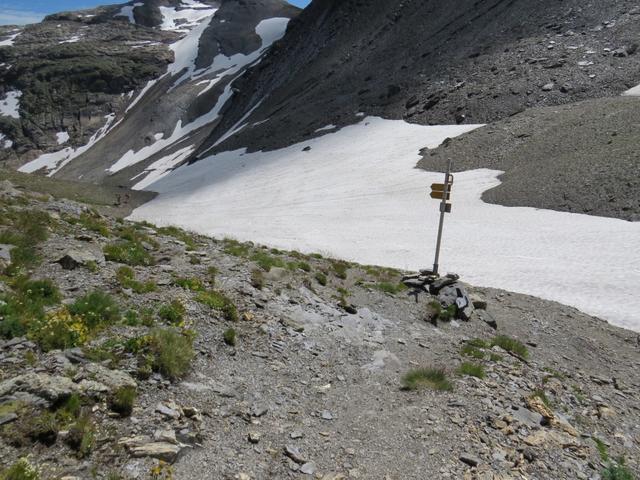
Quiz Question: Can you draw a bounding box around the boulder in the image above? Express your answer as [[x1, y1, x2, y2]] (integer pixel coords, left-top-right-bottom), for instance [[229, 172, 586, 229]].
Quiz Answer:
[[82, 363, 137, 391], [56, 247, 105, 270], [0, 373, 76, 405], [120, 436, 183, 462]]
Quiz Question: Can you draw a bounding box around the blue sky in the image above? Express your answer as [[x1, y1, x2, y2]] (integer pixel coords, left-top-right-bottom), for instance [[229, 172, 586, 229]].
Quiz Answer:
[[0, 0, 310, 25]]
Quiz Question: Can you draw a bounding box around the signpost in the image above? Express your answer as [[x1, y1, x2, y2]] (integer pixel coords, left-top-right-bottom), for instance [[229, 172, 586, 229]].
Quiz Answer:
[[430, 159, 453, 275]]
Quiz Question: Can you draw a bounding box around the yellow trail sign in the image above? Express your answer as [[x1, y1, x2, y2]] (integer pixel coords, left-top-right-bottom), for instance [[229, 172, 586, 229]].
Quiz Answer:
[[430, 182, 453, 192], [430, 191, 451, 200]]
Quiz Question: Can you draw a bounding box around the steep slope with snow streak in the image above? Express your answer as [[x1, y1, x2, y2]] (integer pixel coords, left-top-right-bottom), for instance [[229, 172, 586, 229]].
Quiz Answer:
[[8, 0, 298, 183]]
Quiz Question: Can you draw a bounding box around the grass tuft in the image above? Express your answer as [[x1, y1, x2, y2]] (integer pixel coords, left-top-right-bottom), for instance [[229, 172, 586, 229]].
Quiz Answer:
[[490, 335, 528, 359], [108, 386, 137, 417], [149, 328, 194, 381], [458, 362, 486, 379], [401, 368, 452, 391], [104, 241, 154, 266], [223, 327, 237, 346]]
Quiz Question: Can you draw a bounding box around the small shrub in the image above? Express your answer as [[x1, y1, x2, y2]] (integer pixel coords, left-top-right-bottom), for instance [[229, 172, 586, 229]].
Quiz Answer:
[[104, 241, 155, 266], [461, 343, 485, 360], [123, 309, 140, 326], [207, 266, 218, 284], [458, 362, 485, 379], [373, 281, 407, 295], [116, 266, 156, 294], [0, 458, 40, 480], [428, 301, 457, 322], [223, 328, 236, 346], [28, 308, 89, 351], [56, 393, 83, 424], [76, 212, 110, 236], [490, 335, 529, 359], [149, 328, 194, 380], [595, 437, 609, 462], [108, 386, 137, 417], [157, 225, 196, 250], [26, 410, 59, 446], [15, 278, 61, 305], [530, 389, 551, 407], [251, 251, 285, 272], [401, 368, 452, 391], [602, 458, 634, 480], [223, 238, 250, 257], [331, 261, 349, 279], [173, 276, 205, 291], [314, 272, 327, 286], [250, 269, 264, 290], [68, 290, 121, 330], [158, 300, 185, 325], [66, 413, 95, 458], [196, 290, 238, 321]]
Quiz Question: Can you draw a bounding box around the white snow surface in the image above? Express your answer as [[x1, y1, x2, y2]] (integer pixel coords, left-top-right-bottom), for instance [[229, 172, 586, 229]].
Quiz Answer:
[[19, 114, 117, 176], [622, 83, 640, 96], [0, 133, 11, 149], [0, 30, 21, 47], [0, 90, 21, 119], [56, 132, 70, 145], [110, 17, 290, 178], [159, 1, 217, 32], [130, 117, 640, 331], [315, 124, 337, 132], [115, 2, 143, 23], [59, 35, 83, 44]]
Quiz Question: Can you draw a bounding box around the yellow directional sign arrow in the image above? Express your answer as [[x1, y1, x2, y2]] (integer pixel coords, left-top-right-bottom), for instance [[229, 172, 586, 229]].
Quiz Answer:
[[430, 191, 451, 200], [431, 182, 453, 192]]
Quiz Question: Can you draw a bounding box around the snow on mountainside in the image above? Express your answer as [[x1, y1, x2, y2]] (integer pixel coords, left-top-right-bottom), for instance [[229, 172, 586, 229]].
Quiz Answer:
[[129, 117, 640, 331], [1, 0, 298, 180]]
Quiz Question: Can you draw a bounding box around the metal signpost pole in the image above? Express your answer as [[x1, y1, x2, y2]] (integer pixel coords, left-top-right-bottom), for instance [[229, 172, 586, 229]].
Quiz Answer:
[[432, 159, 452, 276]]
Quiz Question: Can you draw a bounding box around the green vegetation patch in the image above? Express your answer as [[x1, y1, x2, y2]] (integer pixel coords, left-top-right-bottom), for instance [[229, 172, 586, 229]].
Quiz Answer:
[[173, 276, 205, 292], [0, 458, 40, 480], [148, 328, 195, 380], [490, 335, 529, 359], [156, 225, 197, 250], [372, 281, 408, 295], [116, 266, 156, 294], [401, 368, 452, 391], [223, 238, 251, 257], [251, 251, 286, 272], [602, 458, 635, 480], [104, 240, 155, 266], [196, 290, 238, 321], [68, 290, 121, 331], [0, 209, 51, 275], [158, 300, 186, 325], [458, 362, 486, 379], [223, 327, 237, 346], [108, 386, 137, 417]]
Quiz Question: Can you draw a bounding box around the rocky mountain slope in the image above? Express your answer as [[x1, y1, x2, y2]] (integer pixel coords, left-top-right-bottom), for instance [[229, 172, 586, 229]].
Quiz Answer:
[[3, 0, 639, 223], [1, 0, 299, 185], [0, 173, 639, 480], [199, 0, 640, 154]]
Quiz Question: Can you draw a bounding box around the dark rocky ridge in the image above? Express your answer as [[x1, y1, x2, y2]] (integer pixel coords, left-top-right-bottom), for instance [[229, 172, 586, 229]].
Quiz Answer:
[[0, 4, 178, 167], [195, 0, 640, 156], [418, 96, 640, 221]]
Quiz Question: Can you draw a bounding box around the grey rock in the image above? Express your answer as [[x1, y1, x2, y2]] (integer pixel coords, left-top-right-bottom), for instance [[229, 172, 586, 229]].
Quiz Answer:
[[56, 248, 105, 270], [0, 412, 18, 425], [300, 462, 317, 475], [511, 406, 543, 427], [459, 453, 481, 467], [284, 445, 307, 464], [541, 82, 555, 91], [0, 373, 76, 404]]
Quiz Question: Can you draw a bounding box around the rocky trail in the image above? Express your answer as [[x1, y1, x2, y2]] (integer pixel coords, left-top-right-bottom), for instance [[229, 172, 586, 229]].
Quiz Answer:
[[0, 176, 638, 479]]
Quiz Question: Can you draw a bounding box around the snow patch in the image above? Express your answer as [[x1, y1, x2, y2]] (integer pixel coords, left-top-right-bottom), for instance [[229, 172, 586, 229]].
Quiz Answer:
[[159, 1, 217, 32], [115, 2, 143, 23], [56, 131, 70, 145], [315, 124, 336, 132], [622, 83, 640, 96], [0, 30, 21, 47], [130, 117, 640, 331], [0, 133, 12, 149], [19, 114, 117, 176], [0, 90, 21, 119], [59, 35, 83, 44], [110, 18, 290, 177]]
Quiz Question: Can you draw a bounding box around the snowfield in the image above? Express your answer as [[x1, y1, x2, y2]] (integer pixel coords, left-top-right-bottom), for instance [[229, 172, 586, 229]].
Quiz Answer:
[[130, 117, 640, 331], [19, 114, 117, 175], [0, 90, 22, 119], [108, 17, 290, 177], [623, 83, 640, 96]]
